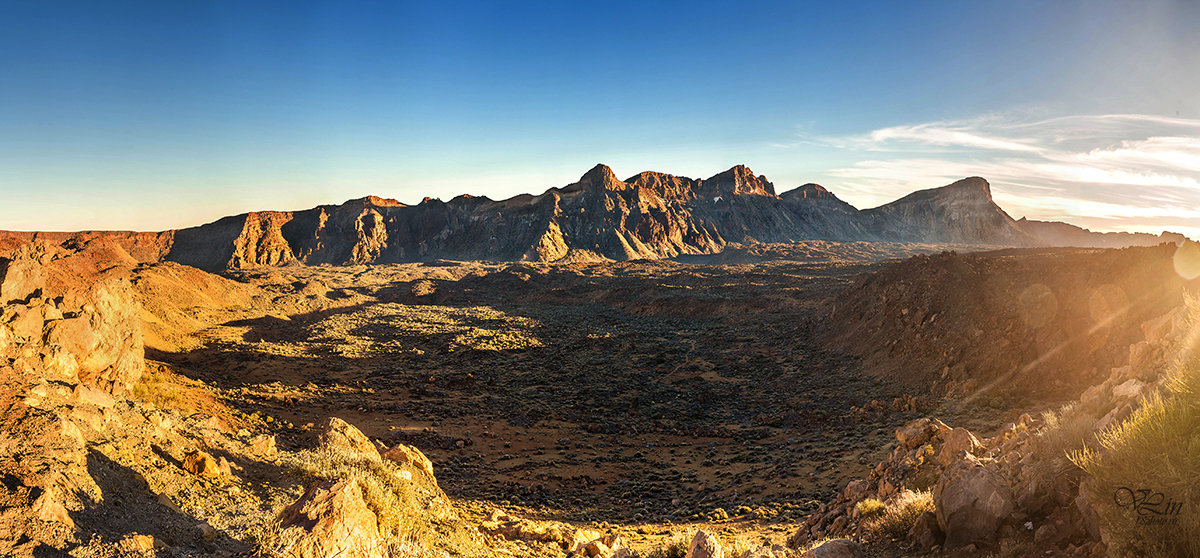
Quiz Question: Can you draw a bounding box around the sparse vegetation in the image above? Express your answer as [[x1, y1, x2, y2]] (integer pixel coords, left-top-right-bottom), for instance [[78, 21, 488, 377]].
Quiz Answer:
[[860, 489, 933, 542], [1073, 296, 1200, 558], [264, 447, 487, 557], [855, 497, 886, 518], [642, 530, 690, 558]]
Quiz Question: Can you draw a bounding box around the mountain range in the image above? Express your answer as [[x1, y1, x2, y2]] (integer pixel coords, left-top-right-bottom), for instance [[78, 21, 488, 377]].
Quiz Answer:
[[1, 164, 1186, 271]]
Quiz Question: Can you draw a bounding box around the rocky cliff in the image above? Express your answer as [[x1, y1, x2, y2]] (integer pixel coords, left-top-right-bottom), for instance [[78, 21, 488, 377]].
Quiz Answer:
[[0, 166, 1185, 271]]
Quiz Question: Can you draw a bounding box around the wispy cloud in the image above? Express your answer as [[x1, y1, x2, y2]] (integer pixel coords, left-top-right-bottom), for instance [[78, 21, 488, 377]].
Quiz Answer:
[[799, 113, 1200, 237]]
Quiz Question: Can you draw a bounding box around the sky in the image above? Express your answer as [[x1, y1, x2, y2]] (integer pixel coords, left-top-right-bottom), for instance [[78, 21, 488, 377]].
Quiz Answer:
[[2, 0, 1199, 237]]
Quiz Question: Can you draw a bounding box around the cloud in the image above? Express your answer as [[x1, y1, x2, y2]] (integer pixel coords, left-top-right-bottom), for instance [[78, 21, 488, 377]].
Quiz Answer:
[[803, 113, 1200, 236]]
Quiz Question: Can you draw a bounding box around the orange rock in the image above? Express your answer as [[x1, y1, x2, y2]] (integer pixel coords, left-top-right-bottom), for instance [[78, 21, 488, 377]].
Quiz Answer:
[[380, 443, 435, 481], [277, 477, 385, 558], [182, 450, 225, 479], [318, 418, 380, 463]]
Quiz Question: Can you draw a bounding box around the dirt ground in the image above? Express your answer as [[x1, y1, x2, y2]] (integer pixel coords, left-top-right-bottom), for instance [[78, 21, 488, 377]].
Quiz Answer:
[[135, 243, 1003, 550]]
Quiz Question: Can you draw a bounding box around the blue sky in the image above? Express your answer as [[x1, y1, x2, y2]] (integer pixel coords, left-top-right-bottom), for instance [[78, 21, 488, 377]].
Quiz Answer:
[[2, 1, 1199, 236]]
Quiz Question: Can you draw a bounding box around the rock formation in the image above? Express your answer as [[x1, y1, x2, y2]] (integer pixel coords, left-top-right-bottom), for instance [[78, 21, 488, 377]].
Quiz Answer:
[[1, 166, 1184, 271], [788, 302, 1193, 555]]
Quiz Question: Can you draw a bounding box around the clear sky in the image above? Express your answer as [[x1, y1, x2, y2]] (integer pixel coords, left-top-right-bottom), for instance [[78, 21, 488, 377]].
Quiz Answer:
[[2, 0, 1199, 237]]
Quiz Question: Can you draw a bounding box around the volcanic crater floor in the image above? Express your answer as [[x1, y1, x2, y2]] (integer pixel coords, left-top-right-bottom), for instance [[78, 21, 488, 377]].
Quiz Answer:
[[144, 249, 987, 549]]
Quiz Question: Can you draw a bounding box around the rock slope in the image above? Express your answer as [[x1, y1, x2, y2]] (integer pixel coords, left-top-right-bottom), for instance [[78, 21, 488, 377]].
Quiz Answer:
[[1, 166, 1184, 271], [788, 301, 1194, 555]]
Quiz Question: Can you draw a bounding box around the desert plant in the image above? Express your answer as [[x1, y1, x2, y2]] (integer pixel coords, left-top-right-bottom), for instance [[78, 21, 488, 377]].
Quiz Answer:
[[854, 497, 886, 518], [860, 489, 934, 542], [1072, 295, 1200, 557], [642, 530, 691, 558], [724, 532, 762, 557], [262, 447, 487, 557]]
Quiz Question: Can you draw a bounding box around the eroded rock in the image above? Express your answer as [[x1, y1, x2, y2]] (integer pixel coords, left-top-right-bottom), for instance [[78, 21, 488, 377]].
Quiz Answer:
[[318, 417, 381, 463], [277, 477, 385, 558], [686, 530, 723, 558], [934, 455, 1014, 548]]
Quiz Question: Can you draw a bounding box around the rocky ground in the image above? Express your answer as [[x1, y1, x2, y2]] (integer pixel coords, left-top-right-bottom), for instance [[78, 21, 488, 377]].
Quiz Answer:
[[2, 236, 1197, 557]]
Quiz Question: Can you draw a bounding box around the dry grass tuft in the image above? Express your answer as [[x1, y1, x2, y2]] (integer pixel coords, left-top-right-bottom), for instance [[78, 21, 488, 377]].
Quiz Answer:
[[642, 530, 692, 558], [854, 497, 886, 518], [860, 489, 934, 542], [1073, 295, 1200, 558]]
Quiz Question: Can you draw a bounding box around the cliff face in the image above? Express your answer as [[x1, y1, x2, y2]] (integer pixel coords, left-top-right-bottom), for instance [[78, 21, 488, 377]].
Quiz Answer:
[[0, 166, 1184, 270]]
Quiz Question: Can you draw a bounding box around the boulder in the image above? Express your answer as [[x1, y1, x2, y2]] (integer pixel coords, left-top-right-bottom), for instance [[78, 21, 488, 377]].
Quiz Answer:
[[1111, 379, 1145, 401], [277, 477, 385, 558], [0, 257, 44, 304], [250, 434, 278, 458], [1142, 311, 1177, 344], [318, 418, 381, 463], [686, 530, 724, 558], [182, 450, 226, 479], [801, 539, 864, 558], [119, 533, 155, 552], [380, 443, 435, 481], [6, 305, 44, 342], [842, 479, 870, 502], [895, 418, 940, 449], [934, 456, 1014, 548], [907, 510, 943, 550], [937, 427, 982, 466]]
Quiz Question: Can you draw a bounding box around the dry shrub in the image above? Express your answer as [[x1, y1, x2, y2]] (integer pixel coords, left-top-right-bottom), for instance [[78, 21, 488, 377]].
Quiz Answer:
[[854, 498, 886, 518], [1073, 295, 1200, 557], [861, 489, 934, 542], [261, 447, 486, 557], [643, 530, 691, 558], [1027, 401, 1097, 482], [724, 532, 762, 557]]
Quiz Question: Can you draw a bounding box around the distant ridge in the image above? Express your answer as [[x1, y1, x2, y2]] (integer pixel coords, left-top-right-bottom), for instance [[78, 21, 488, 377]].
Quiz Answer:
[[0, 165, 1186, 270]]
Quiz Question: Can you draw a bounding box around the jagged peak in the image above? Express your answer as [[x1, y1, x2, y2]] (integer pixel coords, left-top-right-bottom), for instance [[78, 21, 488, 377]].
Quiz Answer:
[[561, 163, 626, 193], [357, 195, 404, 207], [581, 163, 619, 184], [703, 165, 776, 196]]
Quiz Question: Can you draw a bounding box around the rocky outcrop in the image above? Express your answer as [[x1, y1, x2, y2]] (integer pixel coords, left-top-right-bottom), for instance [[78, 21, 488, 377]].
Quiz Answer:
[[934, 456, 1014, 548], [318, 417, 382, 463], [479, 509, 631, 557], [789, 304, 1191, 555], [3, 167, 1184, 271], [276, 478, 386, 558], [0, 244, 146, 553]]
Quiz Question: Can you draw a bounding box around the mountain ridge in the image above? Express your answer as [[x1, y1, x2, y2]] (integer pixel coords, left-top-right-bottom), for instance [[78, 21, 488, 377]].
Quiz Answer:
[[0, 164, 1187, 271]]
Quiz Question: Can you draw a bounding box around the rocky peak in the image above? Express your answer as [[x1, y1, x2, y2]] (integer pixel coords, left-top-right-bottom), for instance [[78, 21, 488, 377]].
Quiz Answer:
[[577, 164, 624, 191], [941, 176, 992, 201], [359, 195, 403, 207], [702, 165, 776, 197], [786, 183, 838, 200]]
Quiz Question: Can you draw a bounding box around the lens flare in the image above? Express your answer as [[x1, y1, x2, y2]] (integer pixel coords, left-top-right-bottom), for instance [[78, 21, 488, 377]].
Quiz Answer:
[[1175, 241, 1200, 280]]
